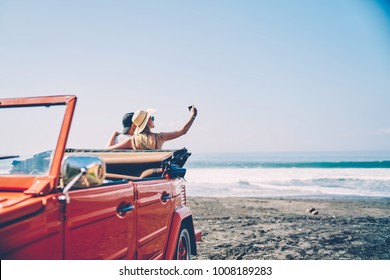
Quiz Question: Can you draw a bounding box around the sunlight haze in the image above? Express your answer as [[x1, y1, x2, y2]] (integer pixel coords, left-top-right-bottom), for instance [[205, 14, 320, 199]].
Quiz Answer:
[[1, 0, 389, 153]]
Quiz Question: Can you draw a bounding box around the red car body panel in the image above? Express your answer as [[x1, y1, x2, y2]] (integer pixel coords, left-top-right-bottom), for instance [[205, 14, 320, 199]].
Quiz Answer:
[[135, 179, 174, 260], [63, 183, 136, 260], [0, 95, 201, 260], [1, 194, 63, 259]]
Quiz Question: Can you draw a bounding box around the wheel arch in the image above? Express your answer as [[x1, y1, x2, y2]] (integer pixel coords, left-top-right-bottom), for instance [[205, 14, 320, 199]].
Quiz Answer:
[[165, 206, 197, 259]]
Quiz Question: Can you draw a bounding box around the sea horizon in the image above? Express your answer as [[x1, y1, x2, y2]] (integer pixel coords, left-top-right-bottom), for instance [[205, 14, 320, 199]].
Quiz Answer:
[[187, 149, 390, 163]]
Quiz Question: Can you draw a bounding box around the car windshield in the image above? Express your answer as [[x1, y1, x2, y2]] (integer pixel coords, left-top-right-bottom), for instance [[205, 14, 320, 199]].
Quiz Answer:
[[0, 104, 66, 176]]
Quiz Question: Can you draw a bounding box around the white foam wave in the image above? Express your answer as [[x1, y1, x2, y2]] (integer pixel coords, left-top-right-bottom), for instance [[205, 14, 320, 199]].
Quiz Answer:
[[185, 168, 390, 198]]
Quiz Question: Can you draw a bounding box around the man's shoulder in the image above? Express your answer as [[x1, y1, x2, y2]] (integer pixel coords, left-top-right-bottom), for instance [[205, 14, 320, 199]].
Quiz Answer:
[[117, 133, 132, 142]]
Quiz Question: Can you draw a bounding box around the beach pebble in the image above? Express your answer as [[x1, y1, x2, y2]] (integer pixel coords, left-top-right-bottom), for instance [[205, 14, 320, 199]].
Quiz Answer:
[[306, 207, 319, 215]]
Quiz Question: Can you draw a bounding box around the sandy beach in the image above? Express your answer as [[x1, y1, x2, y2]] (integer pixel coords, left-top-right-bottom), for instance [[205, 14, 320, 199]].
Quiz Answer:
[[187, 196, 390, 260]]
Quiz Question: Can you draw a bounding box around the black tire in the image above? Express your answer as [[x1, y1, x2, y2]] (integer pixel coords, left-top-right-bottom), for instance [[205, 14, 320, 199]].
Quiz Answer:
[[174, 226, 191, 260]]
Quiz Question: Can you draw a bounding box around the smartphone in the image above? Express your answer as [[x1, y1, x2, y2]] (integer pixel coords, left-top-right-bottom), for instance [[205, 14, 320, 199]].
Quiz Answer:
[[188, 105, 194, 111]]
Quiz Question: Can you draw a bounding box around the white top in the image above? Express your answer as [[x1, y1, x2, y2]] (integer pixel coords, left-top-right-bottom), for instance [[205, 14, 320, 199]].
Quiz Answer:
[[115, 134, 131, 144]]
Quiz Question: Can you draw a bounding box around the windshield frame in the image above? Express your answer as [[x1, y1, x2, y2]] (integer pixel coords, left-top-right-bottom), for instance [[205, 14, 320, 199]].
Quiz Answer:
[[0, 95, 77, 193]]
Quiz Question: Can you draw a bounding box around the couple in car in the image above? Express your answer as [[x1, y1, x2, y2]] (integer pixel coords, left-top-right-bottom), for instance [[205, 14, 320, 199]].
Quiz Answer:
[[106, 106, 197, 150]]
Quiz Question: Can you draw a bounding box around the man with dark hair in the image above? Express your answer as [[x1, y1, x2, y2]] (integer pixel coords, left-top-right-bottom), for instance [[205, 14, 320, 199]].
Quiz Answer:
[[106, 112, 136, 149]]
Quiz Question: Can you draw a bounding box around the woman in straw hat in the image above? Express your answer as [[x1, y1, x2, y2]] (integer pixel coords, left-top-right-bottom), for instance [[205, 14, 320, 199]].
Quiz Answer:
[[132, 106, 197, 150]]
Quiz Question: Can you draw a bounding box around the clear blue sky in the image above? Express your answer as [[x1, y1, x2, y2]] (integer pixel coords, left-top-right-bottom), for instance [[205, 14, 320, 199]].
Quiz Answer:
[[1, 0, 389, 153]]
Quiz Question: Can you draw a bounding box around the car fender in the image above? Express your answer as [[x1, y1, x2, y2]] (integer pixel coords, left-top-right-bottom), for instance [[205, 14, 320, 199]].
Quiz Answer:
[[164, 206, 194, 260]]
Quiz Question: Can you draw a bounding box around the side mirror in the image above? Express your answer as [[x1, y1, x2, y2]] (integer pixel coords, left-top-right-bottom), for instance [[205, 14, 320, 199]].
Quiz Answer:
[[62, 155, 106, 188]]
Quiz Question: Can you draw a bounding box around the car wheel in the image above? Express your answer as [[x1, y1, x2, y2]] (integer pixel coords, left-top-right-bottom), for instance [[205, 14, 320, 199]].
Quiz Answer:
[[175, 226, 191, 260]]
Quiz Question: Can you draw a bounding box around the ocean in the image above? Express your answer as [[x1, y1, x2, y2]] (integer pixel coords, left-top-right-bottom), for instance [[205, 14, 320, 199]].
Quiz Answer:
[[2, 150, 389, 199], [185, 151, 390, 199]]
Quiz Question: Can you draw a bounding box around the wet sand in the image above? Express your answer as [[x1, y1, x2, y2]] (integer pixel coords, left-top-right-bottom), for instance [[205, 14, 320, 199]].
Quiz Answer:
[[187, 196, 390, 260]]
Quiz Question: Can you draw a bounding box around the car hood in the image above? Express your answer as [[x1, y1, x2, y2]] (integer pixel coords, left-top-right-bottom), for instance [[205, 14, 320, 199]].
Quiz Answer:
[[0, 190, 46, 225]]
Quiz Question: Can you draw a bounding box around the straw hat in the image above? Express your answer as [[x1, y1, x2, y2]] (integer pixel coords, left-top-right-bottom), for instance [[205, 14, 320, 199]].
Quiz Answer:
[[132, 108, 156, 134]]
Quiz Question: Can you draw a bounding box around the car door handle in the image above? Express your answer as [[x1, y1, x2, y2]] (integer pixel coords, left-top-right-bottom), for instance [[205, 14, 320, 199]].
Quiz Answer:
[[117, 204, 134, 214], [161, 193, 172, 200]]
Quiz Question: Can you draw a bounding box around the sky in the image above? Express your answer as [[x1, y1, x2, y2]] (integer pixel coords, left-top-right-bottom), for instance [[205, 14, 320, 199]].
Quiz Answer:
[[1, 0, 390, 154]]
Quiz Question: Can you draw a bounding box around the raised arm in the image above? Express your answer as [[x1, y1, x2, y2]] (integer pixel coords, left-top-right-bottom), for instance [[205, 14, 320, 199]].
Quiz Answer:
[[160, 106, 197, 141]]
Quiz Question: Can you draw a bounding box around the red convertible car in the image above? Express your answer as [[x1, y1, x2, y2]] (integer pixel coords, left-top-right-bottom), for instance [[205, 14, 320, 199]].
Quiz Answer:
[[0, 95, 201, 260]]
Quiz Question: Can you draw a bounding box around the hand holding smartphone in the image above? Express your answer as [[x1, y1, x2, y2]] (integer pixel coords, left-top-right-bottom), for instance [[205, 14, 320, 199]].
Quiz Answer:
[[188, 105, 197, 119]]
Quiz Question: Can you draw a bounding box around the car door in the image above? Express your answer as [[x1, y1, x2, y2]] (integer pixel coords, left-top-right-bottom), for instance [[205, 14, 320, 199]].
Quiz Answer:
[[134, 178, 174, 259], [63, 182, 135, 259]]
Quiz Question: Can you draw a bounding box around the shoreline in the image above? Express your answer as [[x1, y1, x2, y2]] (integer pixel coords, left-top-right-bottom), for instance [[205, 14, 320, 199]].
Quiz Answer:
[[187, 196, 390, 260], [188, 194, 390, 200]]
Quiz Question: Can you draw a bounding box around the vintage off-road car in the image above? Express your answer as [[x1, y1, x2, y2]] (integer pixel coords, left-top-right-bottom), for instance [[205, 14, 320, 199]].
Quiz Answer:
[[0, 95, 201, 260]]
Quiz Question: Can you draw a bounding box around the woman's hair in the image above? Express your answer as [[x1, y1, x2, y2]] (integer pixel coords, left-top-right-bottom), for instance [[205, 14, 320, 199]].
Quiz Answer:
[[134, 126, 156, 150]]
